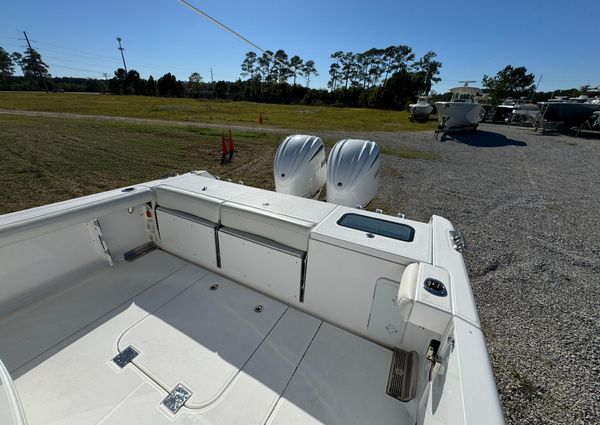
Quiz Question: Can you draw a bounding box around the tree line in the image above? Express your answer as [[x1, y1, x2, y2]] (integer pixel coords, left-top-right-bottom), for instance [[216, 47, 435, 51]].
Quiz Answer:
[[233, 46, 442, 109], [0, 45, 594, 108], [0, 43, 443, 109]]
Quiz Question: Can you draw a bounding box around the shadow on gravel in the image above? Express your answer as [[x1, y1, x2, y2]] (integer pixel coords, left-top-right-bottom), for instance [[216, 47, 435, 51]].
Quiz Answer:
[[449, 130, 527, 147]]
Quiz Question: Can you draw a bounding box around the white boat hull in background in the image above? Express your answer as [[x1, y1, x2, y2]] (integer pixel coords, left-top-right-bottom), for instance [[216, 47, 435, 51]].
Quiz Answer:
[[274, 135, 326, 198], [435, 101, 485, 130], [326, 139, 380, 208], [409, 96, 434, 120], [409, 104, 434, 119]]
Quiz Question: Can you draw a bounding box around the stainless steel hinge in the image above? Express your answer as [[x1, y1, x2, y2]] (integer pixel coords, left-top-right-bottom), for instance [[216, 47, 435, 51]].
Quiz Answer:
[[426, 340, 444, 381], [449, 230, 466, 253], [88, 219, 114, 266]]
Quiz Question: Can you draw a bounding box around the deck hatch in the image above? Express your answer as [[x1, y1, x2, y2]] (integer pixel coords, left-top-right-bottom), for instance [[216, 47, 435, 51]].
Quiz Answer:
[[116, 273, 287, 409], [112, 346, 139, 368], [386, 349, 418, 401], [162, 384, 192, 414]]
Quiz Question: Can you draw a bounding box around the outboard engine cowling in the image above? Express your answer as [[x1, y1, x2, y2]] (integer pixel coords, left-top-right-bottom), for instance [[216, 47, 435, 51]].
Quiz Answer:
[[274, 135, 326, 198], [326, 139, 380, 208]]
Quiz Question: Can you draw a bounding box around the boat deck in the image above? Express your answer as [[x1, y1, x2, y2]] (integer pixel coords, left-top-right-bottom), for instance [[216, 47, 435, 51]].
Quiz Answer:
[[0, 250, 415, 425]]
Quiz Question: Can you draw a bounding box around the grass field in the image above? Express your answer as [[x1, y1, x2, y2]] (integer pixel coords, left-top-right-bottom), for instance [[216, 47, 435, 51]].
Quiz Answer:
[[0, 92, 438, 132], [0, 114, 438, 214]]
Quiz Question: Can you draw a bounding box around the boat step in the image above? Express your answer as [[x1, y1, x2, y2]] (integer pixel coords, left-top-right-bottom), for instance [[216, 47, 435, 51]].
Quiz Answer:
[[386, 349, 418, 402], [124, 241, 157, 262]]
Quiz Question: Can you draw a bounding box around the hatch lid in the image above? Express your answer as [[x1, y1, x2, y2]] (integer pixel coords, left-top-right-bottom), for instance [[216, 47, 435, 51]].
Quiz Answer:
[[117, 272, 286, 409]]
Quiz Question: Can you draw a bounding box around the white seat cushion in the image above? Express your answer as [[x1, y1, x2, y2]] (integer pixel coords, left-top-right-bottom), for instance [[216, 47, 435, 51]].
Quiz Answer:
[[220, 202, 312, 251], [154, 185, 222, 223]]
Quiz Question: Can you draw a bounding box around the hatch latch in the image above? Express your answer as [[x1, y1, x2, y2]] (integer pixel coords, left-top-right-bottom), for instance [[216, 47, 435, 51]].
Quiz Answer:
[[162, 384, 192, 414], [112, 346, 139, 368]]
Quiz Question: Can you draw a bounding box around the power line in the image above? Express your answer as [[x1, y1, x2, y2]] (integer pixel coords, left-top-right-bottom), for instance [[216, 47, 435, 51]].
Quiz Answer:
[[46, 64, 108, 75], [6, 33, 197, 76], [40, 48, 122, 65], [33, 44, 119, 63], [32, 39, 118, 61], [177, 0, 299, 77], [43, 55, 117, 69]]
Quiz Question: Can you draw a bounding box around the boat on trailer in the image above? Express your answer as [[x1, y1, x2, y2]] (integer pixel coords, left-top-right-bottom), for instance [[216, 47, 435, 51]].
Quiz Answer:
[[435, 81, 485, 134], [0, 171, 504, 425], [409, 95, 434, 121], [538, 96, 600, 129]]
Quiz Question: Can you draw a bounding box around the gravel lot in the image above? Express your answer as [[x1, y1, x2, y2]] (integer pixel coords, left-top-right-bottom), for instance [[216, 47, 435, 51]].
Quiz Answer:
[[365, 124, 599, 424]]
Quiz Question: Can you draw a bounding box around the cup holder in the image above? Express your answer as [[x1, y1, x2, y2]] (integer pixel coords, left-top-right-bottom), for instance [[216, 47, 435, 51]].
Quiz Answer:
[[423, 278, 448, 297]]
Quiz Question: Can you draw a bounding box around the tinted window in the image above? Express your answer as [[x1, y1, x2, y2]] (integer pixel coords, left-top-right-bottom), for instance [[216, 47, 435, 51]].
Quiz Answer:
[[337, 214, 414, 242]]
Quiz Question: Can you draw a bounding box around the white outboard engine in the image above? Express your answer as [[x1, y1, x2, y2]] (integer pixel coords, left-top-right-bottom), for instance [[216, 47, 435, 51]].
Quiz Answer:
[[274, 135, 326, 198], [326, 139, 380, 208]]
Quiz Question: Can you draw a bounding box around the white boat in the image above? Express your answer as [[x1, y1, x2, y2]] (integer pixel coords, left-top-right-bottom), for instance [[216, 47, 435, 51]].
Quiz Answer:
[[539, 96, 600, 128], [435, 81, 485, 132], [0, 171, 504, 425], [409, 95, 434, 121]]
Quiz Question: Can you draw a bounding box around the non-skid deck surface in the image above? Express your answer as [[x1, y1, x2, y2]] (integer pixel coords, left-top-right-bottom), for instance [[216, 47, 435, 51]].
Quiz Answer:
[[0, 250, 413, 425]]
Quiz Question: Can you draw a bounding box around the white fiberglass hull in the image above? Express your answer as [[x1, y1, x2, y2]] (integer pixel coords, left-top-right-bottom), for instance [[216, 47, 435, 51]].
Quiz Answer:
[[435, 102, 484, 130], [0, 171, 505, 425], [409, 104, 433, 118]]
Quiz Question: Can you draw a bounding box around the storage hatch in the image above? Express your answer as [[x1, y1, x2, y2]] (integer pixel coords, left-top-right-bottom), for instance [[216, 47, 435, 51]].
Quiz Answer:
[[117, 272, 286, 409]]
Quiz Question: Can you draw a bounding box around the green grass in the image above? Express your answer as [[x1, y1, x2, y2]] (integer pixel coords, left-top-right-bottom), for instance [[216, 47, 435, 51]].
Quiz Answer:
[[379, 145, 440, 160], [0, 92, 437, 132], [0, 114, 439, 214], [0, 115, 280, 213]]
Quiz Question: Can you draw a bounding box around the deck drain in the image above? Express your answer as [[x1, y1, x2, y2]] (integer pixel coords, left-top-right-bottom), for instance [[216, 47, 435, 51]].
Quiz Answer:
[[254, 305, 263, 313], [209, 284, 219, 291]]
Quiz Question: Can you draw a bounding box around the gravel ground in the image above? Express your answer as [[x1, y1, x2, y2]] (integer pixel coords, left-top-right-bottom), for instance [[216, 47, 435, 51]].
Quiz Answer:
[[360, 124, 599, 424]]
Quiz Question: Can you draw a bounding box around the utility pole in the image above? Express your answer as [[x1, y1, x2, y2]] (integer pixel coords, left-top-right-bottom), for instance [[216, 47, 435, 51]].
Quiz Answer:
[[23, 31, 49, 92], [210, 67, 214, 84], [116, 37, 127, 73], [531, 74, 543, 102]]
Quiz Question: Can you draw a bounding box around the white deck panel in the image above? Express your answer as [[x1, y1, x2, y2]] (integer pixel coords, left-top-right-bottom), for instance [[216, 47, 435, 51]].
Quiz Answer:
[[162, 173, 336, 224], [118, 272, 288, 409], [0, 250, 188, 372], [11, 258, 209, 425], [101, 309, 322, 425], [268, 323, 414, 425], [1, 250, 413, 425], [226, 190, 337, 224], [161, 174, 250, 201]]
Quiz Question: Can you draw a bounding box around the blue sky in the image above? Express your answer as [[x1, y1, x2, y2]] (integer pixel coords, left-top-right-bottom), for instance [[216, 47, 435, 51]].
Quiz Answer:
[[1, 0, 598, 92]]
